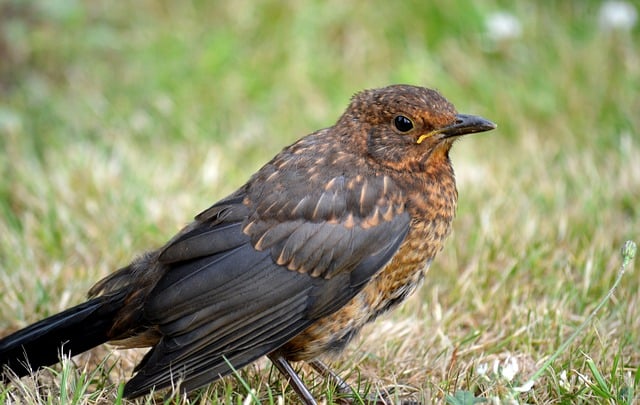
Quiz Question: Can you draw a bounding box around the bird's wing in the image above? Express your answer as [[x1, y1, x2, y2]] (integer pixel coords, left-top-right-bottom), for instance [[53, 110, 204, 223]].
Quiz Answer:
[[123, 172, 410, 397]]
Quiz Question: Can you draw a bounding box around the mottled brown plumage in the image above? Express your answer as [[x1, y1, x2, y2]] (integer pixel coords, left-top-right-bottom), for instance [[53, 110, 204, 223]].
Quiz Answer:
[[0, 85, 495, 404]]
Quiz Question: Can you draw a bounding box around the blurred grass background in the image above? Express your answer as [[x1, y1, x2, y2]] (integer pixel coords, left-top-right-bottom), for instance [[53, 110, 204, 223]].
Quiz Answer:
[[0, 0, 638, 403]]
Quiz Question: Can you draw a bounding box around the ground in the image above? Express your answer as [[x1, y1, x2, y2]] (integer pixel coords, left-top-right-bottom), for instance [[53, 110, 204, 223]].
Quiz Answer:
[[0, 1, 638, 403]]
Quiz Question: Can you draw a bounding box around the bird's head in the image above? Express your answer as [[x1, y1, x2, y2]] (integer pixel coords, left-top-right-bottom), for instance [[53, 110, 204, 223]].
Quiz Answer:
[[339, 85, 496, 172]]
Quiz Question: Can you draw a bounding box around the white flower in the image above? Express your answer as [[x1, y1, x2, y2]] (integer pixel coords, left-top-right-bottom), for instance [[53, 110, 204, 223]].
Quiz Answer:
[[558, 370, 571, 391], [513, 380, 534, 393], [242, 389, 257, 405], [598, 1, 638, 31], [493, 359, 501, 375], [576, 371, 593, 385], [485, 11, 523, 42], [477, 362, 489, 376], [500, 356, 519, 382]]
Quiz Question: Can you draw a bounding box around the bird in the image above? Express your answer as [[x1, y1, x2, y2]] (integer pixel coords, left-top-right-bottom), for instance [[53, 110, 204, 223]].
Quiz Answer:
[[0, 84, 496, 404]]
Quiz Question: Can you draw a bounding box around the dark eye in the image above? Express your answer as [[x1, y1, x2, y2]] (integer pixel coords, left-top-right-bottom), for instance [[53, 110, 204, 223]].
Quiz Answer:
[[393, 115, 414, 132]]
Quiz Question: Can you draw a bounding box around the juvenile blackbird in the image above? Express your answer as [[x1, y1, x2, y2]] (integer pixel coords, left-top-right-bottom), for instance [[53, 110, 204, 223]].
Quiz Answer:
[[0, 84, 495, 404]]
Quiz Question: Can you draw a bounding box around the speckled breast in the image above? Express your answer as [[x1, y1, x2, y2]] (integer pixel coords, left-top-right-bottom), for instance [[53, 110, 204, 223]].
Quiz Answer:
[[280, 212, 453, 362]]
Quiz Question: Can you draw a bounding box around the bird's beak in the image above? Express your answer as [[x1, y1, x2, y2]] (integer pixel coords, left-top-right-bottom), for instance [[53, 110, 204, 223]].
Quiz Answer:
[[416, 114, 497, 144]]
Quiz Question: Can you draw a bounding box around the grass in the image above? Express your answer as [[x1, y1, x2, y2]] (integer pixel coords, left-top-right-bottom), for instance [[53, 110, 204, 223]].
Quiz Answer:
[[1, 0, 639, 403]]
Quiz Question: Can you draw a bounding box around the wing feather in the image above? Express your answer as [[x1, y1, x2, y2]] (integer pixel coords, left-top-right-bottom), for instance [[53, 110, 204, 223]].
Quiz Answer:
[[124, 172, 411, 397]]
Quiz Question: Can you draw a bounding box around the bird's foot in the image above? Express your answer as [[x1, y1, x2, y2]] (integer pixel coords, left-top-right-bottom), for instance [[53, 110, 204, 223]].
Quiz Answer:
[[309, 360, 421, 405]]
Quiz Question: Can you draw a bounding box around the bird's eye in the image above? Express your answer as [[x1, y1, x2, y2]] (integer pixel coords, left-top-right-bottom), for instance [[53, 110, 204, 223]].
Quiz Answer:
[[393, 115, 414, 133]]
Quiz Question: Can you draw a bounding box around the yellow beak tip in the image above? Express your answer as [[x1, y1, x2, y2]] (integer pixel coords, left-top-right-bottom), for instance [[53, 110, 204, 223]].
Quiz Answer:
[[416, 134, 429, 144]]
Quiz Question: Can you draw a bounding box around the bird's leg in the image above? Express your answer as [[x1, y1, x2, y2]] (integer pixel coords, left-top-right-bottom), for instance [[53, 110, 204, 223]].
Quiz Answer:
[[268, 354, 318, 405], [308, 359, 356, 396], [310, 360, 415, 405]]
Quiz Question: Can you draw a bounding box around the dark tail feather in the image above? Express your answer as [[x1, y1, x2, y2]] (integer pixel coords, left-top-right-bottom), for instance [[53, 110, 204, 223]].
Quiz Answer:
[[0, 291, 127, 378]]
